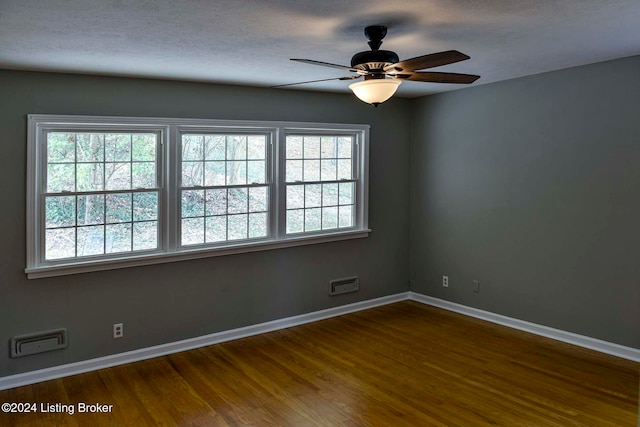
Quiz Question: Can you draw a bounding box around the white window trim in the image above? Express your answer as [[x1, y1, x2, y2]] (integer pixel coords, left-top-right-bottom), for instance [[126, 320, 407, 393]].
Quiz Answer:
[[26, 115, 370, 279]]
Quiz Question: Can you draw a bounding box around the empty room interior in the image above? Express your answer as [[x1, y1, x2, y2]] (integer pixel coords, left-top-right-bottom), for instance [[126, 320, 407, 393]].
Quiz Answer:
[[0, 1, 638, 425]]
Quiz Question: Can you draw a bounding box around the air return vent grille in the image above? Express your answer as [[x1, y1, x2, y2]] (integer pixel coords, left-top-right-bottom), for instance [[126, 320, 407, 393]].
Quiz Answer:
[[329, 276, 359, 296], [10, 328, 67, 358]]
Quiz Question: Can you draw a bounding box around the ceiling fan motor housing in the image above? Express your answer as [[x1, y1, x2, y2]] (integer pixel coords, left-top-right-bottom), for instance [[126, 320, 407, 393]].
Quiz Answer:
[[351, 50, 399, 72]]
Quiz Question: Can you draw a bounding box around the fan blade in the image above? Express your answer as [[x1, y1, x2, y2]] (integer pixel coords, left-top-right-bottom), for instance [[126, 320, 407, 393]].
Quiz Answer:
[[396, 72, 480, 84], [271, 75, 362, 88], [291, 59, 364, 74], [385, 50, 470, 72]]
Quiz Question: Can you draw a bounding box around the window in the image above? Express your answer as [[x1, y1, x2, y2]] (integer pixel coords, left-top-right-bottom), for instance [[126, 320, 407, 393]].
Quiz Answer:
[[179, 132, 270, 245], [285, 134, 356, 233], [43, 131, 161, 260], [26, 116, 369, 278]]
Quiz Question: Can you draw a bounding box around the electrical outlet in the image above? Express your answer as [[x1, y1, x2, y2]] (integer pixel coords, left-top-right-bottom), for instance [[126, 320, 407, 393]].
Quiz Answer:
[[113, 323, 123, 339], [442, 276, 449, 287], [473, 280, 480, 293]]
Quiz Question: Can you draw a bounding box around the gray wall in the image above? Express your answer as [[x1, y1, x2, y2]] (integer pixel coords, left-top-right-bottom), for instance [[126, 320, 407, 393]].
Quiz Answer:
[[0, 70, 411, 377], [410, 55, 640, 348]]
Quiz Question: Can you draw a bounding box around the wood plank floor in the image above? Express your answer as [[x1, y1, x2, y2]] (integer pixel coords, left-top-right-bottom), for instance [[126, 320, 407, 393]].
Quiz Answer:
[[1, 301, 638, 426]]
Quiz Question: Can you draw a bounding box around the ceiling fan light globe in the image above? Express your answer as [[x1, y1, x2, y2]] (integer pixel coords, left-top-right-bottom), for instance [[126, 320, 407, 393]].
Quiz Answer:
[[349, 79, 402, 105]]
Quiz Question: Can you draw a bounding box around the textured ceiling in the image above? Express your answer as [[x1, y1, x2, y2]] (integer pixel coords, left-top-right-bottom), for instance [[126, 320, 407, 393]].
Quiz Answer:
[[1, 0, 639, 97]]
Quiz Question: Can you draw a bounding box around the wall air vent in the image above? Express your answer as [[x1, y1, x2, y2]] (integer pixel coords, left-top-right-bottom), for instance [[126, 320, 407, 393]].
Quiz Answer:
[[10, 328, 67, 358], [329, 276, 359, 296]]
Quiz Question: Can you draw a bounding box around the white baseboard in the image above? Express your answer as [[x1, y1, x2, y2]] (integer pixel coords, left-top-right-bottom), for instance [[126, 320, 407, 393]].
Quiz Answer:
[[408, 292, 640, 363], [0, 292, 410, 391], [2, 290, 637, 391]]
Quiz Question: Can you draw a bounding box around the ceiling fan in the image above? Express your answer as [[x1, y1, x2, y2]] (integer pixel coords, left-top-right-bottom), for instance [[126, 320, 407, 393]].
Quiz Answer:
[[274, 25, 480, 106]]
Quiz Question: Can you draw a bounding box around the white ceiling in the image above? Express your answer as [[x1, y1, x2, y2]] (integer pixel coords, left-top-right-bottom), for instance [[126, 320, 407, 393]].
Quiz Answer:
[[1, 0, 639, 97]]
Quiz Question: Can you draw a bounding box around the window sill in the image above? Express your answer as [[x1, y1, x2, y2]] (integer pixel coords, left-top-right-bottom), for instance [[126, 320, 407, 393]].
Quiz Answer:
[[25, 229, 372, 279]]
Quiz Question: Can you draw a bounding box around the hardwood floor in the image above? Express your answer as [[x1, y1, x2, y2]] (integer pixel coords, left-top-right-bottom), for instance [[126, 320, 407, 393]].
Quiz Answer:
[[1, 301, 638, 426]]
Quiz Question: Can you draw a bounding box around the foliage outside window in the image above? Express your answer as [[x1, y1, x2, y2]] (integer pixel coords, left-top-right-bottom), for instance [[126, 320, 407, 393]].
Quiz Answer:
[[26, 115, 370, 278]]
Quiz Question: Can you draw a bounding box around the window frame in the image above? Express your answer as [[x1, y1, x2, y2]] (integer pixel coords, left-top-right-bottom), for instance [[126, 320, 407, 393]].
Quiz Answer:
[[26, 115, 370, 279]]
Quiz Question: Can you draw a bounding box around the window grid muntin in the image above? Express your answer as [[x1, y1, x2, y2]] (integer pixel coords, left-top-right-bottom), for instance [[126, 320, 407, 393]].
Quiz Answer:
[[42, 130, 161, 261], [179, 132, 270, 247]]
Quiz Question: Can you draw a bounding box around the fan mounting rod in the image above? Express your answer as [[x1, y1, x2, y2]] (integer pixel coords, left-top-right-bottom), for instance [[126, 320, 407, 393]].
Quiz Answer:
[[364, 25, 387, 50], [351, 25, 399, 71]]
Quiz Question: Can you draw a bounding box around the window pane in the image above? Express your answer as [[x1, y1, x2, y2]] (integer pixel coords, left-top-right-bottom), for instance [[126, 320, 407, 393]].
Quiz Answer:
[[322, 206, 338, 230], [303, 160, 320, 182], [132, 162, 156, 188], [77, 225, 104, 256], [249, 187, 268, 212], [105, 163, 131, 190], [339, 182, 353, 205], [228, 188, 248, 214], [181, 218, 204, 245], [305, 184, 321, 208], [286, 136, 302, 159], [182, 161, 203, 187], [338, 137, 352, 158], [320, 136, 337, 159], [286, 160, 302, 182], [76, 163, 104, 191], [105, 134, 131, 162], [133, 192, 158, 221], [47, 164, 75, 192], [337, 159, 352, 180], [182, 190, 205, 218], [132, 134, 156, 161], [106, 193, 132, 223], [133, 221, 157, 251], [46, 196, 76, 228], [228, 214, 248, 240], [286, 209, 304, 234], [320, 159, 337, 181], [77, 134, 104, 162], [323, 183, 338, 206], [47, 133, 75, 163], [339, 205, 353, 228], [227, 161, 247, 185], [77, 194, 105, 226], [205, 135, 226, 160], [227, 136, 247, 160], [249, 212, 267, 238], [204, 161, 225, 186], [303, 136, 320, 158], [287, 185, 304, 209], [247, 136, 266, 160], [182, 135, 203, 161], [304, 208, 321, 232], [206, 216, 226, 242], [46, 228, 75, 260], [205, 189, 227, 216], [106, 223, 132, 253], [247, 161, 266, 184]]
